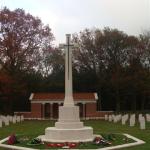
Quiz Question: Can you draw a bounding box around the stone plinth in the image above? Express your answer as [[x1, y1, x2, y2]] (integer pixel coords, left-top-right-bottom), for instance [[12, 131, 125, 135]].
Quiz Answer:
[[40, 127, 93, 142], [55, 106, 83, 129], [39, 106, 95, 142]]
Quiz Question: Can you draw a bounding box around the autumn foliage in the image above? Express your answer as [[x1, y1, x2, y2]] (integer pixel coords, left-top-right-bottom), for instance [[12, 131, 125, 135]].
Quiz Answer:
[[0, 7, 150, 113]]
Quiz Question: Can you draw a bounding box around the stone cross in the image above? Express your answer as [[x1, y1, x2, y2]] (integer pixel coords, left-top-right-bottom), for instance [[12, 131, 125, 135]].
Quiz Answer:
[[59, 34, 75, 107]]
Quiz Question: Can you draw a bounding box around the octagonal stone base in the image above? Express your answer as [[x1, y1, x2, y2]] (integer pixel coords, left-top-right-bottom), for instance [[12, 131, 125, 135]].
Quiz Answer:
[[39, 106, 97, 142], [39, 126, 94, 142]]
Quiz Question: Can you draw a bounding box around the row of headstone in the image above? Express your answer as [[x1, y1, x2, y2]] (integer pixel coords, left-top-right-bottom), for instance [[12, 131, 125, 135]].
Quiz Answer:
[[0, 115, 24, 128], [105, 113, 149, 130], [105, 114, 126, 124]]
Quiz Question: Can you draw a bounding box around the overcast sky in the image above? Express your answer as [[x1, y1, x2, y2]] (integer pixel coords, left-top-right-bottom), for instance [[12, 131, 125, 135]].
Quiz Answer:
[[1, 0, 150, 45]]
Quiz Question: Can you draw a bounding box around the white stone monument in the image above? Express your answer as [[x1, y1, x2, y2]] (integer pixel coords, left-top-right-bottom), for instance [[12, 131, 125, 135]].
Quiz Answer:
[[146, 114, 150, 122], [117, 114, 122, 122], [21, 115, 24, 122], [2, 116, 9, 126], [5, 117, 9, 126], [108, 115, 112, 122], [129, 114, 135, 127], [0, 119, 2, 128], [111, 114, 115, 122], [113, 115, 121, 123], [140, 117, 145, 130], [121, 114, 128, 125], [8, 116, 13, 122], [16, 116, 21, 122], [113, 115, 117, 123], [138, 114, 143, 122], [39, 34, 95, 142], [104, 114, 108, 121], [12, 116, 17, 124]]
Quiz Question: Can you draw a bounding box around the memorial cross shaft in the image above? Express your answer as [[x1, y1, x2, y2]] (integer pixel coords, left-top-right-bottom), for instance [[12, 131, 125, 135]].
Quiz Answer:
[[60, 34, 75, 106]]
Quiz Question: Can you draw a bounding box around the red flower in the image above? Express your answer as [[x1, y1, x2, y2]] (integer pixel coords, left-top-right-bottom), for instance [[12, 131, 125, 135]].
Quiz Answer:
[[7, 134, 18, 145], [46, 142, 77, 148], [68, 143, 77, 148], [56, 143, 61, 147], [47, 143, 55, 147]]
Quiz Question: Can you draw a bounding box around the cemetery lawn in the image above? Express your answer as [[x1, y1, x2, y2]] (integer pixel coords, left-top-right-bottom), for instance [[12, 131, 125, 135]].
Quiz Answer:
[[0, 120, 149, 150]]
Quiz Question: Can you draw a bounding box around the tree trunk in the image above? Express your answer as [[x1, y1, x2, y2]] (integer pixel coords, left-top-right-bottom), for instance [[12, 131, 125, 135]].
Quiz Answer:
[[116, 89, 121, 111], [141, 95, 145, 111], [131, 95, 137, 111]]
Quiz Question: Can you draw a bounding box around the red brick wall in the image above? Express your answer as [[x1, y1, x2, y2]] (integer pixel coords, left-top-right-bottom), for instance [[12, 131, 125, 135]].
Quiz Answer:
[[15, 103, 42, 118], [31, 103, 42, 118], [15, 102, 113, 119], [86, 103, 113, 118], [86, 103, 96, 117]]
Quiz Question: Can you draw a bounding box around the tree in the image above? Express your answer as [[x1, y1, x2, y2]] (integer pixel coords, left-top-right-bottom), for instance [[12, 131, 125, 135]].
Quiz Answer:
[[139, 31, 150, 70], [72, 28, 140, 111], [44, 48, 64, 76], [0, 69, 14, 98], [0, 7, 54, 75], [137, 31, 150, 110], [0, 7, 54, 113], [0, 68, 26, 113]]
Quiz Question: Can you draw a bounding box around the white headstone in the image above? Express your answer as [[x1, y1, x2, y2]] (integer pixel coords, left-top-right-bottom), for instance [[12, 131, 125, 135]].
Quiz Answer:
[[121, 114, 128, 125], [140, 117, 145, 130], [117, 114, 122, 122], [0, 115, 5, 120], [108, 115, 112, 122], [8, 116, 13, 122], [112, 114, 115, 121], [104, 115, 108, 121], [85, 117, 89, 120], [16, 116, 21, 122], [146, 114, 150, 122], [114, 114, 121, 123], [21, 115, 24, 121], [12, 116, 16, 124], [113, 115, 117, 123], [5, 119, 9, 126], [129, 114, 135, 127], [4, 117, 9, 126], [138, 114, 143, 122], [0, 119, 2, 127], [0, 116, 8, 126], [122, 116, 125, 125]]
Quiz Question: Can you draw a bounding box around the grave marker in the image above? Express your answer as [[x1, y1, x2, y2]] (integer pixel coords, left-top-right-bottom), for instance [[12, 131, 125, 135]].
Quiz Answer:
[[140, 117, 145, 130]]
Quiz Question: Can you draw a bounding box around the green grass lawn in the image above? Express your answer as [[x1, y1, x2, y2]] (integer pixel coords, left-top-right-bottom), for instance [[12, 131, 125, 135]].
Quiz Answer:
[[0, 120, 149, 150]]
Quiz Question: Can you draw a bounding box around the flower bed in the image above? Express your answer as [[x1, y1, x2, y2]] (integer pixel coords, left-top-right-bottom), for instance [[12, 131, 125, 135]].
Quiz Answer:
[[3, 133, 135, 149]]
